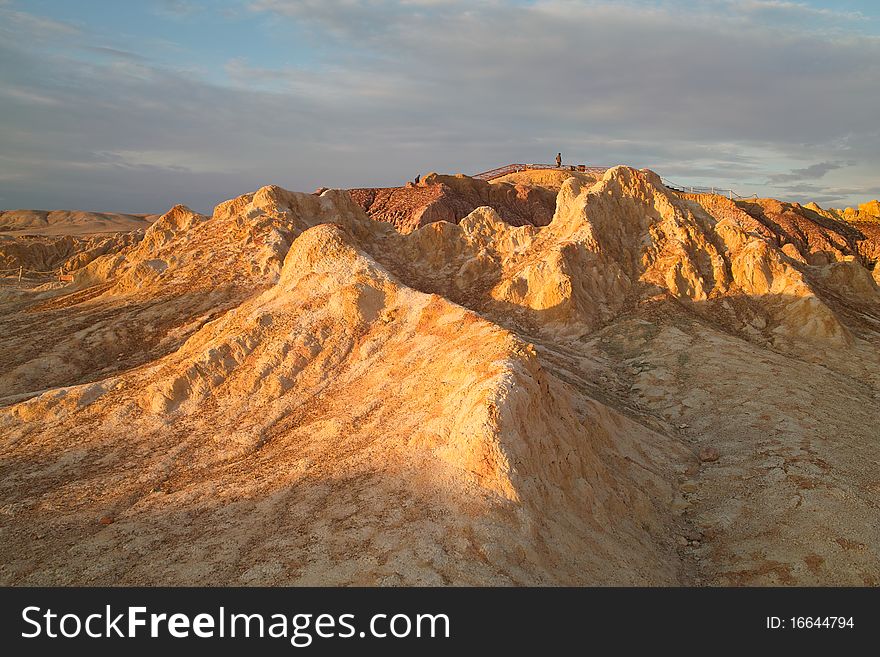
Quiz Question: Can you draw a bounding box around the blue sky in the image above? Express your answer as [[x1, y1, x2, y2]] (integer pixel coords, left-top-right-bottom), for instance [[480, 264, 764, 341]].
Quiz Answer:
[[1, 0, 879, 212]]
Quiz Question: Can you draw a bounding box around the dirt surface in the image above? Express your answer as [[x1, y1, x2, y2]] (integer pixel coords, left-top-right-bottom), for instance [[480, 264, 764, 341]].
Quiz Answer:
[[1, 169, 879, 585], [490, 168, 600, 189]]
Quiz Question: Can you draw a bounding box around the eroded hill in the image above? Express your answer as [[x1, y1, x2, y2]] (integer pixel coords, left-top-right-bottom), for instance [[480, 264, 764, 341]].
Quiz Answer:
[[1, 168, 878, 585], [348, 172, 557, 233], [0, 209, 157, 297], [0, 209, 157, 235]]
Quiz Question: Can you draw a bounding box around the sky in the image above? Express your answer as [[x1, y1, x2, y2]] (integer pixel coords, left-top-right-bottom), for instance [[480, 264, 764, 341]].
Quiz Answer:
[[0, 0, 878, 213]]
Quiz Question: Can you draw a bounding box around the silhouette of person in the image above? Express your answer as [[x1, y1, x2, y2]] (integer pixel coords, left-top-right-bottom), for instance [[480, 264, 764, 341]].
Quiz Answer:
[[556, 153, 562, 168]]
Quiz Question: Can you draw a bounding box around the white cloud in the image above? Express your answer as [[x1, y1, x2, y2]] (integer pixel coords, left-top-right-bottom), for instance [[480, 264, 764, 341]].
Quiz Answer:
[[0, 86, 62, 106], [0, 8, 80, 36], [154, 0, 204, 18], [734, 0, 867, 22]]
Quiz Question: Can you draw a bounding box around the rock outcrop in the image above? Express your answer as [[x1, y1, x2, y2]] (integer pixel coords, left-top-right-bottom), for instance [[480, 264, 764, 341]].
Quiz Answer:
[[349, 172, 557, 233]]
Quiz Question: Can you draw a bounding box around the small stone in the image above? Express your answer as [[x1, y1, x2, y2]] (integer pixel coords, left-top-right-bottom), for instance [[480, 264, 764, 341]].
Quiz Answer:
[[699, 447, 720, 463], [678, 423, 689, 429], [677, 536, 689, 547], [680, 481, 699, 493], [99, 516, 114, 526], [685, 528, 703, 542]]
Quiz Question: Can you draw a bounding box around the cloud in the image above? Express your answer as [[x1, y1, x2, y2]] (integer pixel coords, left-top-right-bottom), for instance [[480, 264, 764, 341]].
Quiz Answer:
[[154, 0, 204, 19], [767, 161, 852, 183], [1, 1, 879, 211], [735, 0, 867, 21], [0, 86, 63, 106], [0, 7, 80, 36], [94, 149, 236, 173], [242, 1, 880, 144], [80, 45, 149, 62]]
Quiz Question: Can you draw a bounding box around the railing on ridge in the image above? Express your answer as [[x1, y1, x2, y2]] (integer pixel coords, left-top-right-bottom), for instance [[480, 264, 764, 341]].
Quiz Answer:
[[660, 177, 758, 200]]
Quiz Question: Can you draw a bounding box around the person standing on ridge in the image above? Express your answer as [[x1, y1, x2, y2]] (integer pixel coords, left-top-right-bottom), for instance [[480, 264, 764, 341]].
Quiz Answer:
[[556, 152, 562, 168]]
